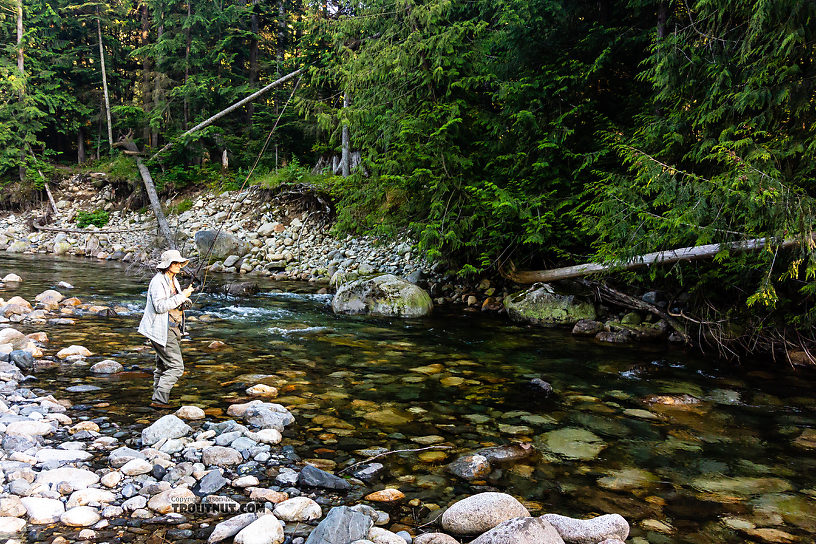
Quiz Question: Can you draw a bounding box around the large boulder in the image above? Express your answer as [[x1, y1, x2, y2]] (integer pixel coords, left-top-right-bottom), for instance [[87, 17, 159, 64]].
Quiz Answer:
[[195, 230, 250, 262], [141, 415, 192, 446], [504, 285, 595, 327], [332, 274, 433, 318], [441, 492, 530, 535]]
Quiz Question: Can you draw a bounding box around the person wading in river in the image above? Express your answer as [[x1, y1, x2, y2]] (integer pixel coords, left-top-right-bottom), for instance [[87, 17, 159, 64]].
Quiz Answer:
[[138, 249, 195, 409]]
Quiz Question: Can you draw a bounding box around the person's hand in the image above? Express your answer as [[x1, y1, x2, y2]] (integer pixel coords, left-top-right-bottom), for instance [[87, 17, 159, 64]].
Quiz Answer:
[[182, 285, 195, 298]]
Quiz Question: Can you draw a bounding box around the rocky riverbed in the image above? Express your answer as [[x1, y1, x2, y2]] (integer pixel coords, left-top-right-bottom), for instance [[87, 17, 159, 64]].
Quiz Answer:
[[0, 275, 639, 544]]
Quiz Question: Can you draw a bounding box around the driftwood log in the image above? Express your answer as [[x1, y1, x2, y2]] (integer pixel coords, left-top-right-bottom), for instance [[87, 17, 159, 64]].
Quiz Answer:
[[501, 236, 808, 284]]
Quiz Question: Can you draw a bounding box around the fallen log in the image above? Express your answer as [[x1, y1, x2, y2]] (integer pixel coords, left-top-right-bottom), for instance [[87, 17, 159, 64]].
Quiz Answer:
[[150, 68, 303, 162], [502, 236, 806, 284]]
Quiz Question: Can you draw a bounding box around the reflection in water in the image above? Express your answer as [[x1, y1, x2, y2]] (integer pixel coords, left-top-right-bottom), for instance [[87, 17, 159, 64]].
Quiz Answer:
[[2, 253, 816, 542]]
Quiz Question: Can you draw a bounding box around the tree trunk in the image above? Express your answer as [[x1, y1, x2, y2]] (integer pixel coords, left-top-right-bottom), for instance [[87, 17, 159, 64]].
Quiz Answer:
[[501, 237, 808, 285], [77, 126, 86, 164], [341, 93, 350, 177], [657, 1, 668, 39], [97, 14, 113, 153], [141, 2, 151, 145], [152, 21, 164, 148], [247, 0, 260, 127], [17, 0, 25, 181], [183, 0, 191, 129], [150, 68, 303, 161], [136, 156, 175, 248], [277, 0, 285, 75]]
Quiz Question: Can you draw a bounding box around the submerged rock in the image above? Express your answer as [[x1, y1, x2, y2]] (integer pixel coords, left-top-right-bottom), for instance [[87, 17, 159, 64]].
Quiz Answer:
[[298, 465, 351, 490], [504, 285, 595, 327], [304, 506, 371, 544], [332, 274, 433, 318], [537, 428, 606, 461]]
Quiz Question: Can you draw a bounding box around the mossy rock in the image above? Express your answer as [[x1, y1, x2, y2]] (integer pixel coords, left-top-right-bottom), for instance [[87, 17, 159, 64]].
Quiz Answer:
[[504, 285, 596, 327], [332, 274, 433, 318]]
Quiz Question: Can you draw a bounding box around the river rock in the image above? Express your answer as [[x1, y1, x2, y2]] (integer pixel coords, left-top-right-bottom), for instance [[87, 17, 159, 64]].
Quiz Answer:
[[272, 497, 321, 521], [35, 290, 63, 305], [477, 443, 536, 464], [120, 458, 154, 476], [6, 241, 27, 253], [36, 467, 100, 490], [0, 328, 25, 346], [305, 506, 372, 544], [364, 489, 405, 503], [471, 517, 564, 544], [448, 454, 491, 481], [67, 488, 116, 508], [441, 492, 530, 535], [414, 534, 460, 544], [193, 470, 229, 496], [6, 420, 54, 436], [176, 405, 206, 420], [571, 319, 604, 336], [202, 446, 243, 466], [298, 464, 351, 490], [504, 285, 595, 327], [246, 384, 278, 397], [8, 350, 34, 370], [148, 487, 197, 514], [2, 273, 22, 282], [0, 516, 25, 534], [246, 428, 282, 445], [61, 506, 101, 527], [234, 513, 285, 544], [368, 527, 406, 544], [537, 428, 606, 460], [332, 274, 433, 318], [56, 345, 93, 359], [35, 448, 93, 464], [195, 230, 250, 261], [109, 446, 146, 468], [0, 497, 25, 518], [541, 513, 629, 544], [208, 513, 258, 543], [142, 414, 192, 446], [20, 497, 65, 524], [90, 360, 123, 373], [244, 405, 294, 431]]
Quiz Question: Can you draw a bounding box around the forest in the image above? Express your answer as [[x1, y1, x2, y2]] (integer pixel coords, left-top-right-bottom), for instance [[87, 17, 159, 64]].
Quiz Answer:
[[2, 0, 816, 357]]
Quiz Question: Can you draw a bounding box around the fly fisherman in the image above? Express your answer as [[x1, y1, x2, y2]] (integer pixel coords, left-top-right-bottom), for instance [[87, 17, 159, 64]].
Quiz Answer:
[[138, 249, 195, 409]]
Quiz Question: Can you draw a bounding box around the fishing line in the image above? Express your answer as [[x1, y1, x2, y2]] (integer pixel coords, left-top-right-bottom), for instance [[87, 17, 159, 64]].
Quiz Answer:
[[190, 75, 303, 303]]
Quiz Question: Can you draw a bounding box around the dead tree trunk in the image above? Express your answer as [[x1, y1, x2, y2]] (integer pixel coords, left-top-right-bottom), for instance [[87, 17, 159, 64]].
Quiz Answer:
[[116, 135, 175, 249], [150, 68, 303, 161], [97, 14, 113, 152], [341, 93, 350, 177], [17, 0, 25, 182], [502, 236, 807, 284]]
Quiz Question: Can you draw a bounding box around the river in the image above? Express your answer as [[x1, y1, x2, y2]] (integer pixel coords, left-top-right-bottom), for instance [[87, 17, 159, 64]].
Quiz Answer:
[[3, 253, 815, 543]]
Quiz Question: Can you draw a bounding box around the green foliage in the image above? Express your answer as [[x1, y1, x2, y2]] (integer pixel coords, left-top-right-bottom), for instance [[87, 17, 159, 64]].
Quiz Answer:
[[168, 198, 192, 215], [76, 209, 110, 228], [253, 159, 331, 190]]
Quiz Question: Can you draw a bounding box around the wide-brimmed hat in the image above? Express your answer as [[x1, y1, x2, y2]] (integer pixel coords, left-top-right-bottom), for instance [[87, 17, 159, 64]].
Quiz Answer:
[[156, 249, 189, 270]]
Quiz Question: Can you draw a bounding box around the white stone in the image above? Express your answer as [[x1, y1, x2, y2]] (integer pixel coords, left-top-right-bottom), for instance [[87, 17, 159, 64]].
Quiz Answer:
[[175, 406, 206, 420], [440, 492, 530, 535], [272, 497, 321, 522], [207, 513, 257, 543], [100, 471, 122, 488], [368, 527, 407, 544], [61, 506, 101, 527], [141, 414, 192, 446], [2, 274, 22, 282], [35, 448, 93, 464], [234, 514, 285, 544], [20, 497, 65, 524], [246, 428, 282, 445], [67, 488, 116, 508], [35, 467, 100, 490], [6, 420, 54, 437], [56, 345, 93, 359], [120, 458, 153, 476], [0, 516, 25, 534]]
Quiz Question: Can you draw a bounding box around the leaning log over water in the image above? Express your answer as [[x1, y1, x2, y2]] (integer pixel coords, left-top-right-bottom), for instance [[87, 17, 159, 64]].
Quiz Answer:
[[502, 236, 808, 284]]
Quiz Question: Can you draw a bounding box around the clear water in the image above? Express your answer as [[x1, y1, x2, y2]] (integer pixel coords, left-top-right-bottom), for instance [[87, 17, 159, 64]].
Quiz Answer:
[[3, 253, 815, 542]]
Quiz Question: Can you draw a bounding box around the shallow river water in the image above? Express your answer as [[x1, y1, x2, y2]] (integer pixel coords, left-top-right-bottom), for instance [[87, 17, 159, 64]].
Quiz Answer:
[[3, 253, 816, 543]]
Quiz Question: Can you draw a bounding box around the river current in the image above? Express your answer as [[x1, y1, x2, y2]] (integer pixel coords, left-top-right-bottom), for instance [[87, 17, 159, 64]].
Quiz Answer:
[[2, 253, 815, 543]]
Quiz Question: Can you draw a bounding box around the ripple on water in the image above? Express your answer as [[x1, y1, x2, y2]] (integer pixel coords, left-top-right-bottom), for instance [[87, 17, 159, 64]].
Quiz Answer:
[[213, 305, 292, 320]]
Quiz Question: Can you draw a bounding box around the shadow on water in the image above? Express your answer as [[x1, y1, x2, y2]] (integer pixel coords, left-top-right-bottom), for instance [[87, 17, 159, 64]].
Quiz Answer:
[[2, 253, 816, 542]]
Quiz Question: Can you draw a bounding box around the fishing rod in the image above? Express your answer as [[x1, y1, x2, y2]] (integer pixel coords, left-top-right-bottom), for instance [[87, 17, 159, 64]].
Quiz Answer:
[[188, 75, 303, 303]]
